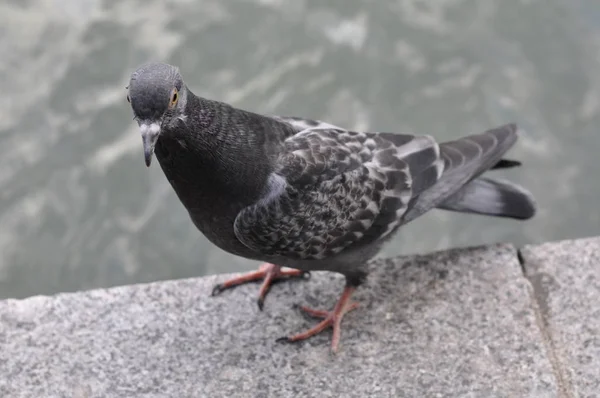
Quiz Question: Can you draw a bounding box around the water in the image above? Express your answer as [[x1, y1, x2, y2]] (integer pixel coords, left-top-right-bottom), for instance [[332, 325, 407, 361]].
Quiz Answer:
[[1, 0, 599, 300]]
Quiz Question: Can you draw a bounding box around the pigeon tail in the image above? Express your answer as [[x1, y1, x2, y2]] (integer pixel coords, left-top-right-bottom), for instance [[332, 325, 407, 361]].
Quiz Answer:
[[437, 177, 536, 220]]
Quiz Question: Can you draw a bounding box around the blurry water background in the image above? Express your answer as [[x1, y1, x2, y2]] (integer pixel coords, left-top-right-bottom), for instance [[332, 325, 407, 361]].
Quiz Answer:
[[1, 0, 599, 299]]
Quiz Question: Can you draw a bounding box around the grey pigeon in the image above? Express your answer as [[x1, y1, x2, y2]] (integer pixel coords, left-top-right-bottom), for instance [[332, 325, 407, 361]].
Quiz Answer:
[[126, 62, 536, 353]]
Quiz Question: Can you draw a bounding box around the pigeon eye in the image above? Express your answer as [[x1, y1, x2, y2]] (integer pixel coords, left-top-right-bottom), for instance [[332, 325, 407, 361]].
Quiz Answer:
[[170, 89, 178, 108]]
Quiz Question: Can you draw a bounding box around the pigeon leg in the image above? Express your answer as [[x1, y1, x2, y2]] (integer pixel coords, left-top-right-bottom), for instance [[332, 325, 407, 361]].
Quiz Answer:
[[211, 263, 309, 310], [277, 286, 359, 353]]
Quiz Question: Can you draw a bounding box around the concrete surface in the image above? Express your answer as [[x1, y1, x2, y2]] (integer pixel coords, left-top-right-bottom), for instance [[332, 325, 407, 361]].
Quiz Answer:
[[0, 238, 598, 397], [520, 237, 600, 398]]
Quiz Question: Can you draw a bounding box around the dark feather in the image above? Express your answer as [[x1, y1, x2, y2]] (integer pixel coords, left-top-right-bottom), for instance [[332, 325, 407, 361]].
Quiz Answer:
[[492, 159, 522, 169]]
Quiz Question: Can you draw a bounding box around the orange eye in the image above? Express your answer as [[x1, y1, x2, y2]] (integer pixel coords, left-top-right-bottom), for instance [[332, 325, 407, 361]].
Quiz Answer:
[[170, 88, 178, 108]]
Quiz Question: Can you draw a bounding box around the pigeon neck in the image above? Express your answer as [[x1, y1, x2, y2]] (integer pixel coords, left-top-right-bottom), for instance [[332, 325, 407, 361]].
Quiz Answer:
[[155, 93, 288, 207]]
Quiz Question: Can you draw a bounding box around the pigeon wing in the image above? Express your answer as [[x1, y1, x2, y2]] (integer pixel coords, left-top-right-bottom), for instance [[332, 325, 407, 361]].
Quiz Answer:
[[233, 128, 445, 260]]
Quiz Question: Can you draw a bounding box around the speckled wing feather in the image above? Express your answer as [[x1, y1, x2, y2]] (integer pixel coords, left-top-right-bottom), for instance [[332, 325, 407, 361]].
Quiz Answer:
[[233, 127, 445, 260]]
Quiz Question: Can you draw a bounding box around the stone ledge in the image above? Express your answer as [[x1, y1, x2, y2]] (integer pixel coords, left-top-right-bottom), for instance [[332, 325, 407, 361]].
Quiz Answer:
[[1, 238, 598, 397], [520, 237, 600, 398]]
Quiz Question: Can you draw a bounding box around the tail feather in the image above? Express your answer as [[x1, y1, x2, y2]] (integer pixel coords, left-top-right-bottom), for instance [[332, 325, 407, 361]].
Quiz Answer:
[[402, 123, 521, 223], [437, 177, 536, 220], [492, 158, 522, 170]]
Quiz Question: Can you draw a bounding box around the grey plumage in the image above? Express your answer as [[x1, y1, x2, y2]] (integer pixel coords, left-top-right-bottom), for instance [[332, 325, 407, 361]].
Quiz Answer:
[[127, 62, 536, 351], [439, 177, 536, 219], [232, 122, 535, 281]]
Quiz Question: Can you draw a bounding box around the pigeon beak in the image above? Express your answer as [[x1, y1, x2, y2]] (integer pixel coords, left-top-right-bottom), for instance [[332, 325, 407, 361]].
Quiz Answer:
[[139, 122, 161, 167]]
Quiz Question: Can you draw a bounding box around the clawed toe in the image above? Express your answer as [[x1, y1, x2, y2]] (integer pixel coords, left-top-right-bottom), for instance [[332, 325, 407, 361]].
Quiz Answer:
[[211, 283, 225, 296], [275, 286, 358, 353], [210, 263, 309, 310]]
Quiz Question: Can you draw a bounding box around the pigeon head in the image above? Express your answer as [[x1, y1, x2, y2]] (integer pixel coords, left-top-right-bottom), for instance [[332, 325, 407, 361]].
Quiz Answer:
[[127, 62, 187, 167]]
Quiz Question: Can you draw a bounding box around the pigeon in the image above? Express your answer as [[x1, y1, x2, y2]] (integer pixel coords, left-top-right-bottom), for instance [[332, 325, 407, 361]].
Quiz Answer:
[[126, 62, 536, 353]]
